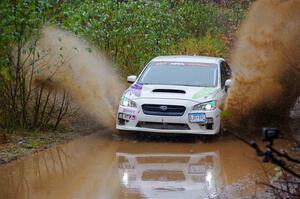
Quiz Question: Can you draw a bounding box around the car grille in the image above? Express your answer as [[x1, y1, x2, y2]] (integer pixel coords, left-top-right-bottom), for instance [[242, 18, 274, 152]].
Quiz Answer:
[[137, 122, 190, 130], [142, 104, 186, 116]]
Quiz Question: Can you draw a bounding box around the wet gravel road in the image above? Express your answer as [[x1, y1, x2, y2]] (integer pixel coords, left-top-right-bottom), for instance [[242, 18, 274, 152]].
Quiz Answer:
[[0, 131, 270, 199]]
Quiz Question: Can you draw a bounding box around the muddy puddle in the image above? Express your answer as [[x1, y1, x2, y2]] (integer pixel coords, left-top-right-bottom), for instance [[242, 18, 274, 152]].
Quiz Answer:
[[0, 132, 271, 199]]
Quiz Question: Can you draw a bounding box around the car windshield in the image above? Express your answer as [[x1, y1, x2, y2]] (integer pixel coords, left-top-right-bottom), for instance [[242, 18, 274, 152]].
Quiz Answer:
[[138, 61, 218, 87]]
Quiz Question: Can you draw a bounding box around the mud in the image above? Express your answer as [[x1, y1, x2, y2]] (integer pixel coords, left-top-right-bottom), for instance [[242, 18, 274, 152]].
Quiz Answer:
[[225, 0, 300, 129], [0, 132, 270, 199], [30, 27, 125, 128]]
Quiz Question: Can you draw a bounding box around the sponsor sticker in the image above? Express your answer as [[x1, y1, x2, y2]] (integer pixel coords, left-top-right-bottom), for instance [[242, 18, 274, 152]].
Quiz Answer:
[[121, 107, 136, 114], [119, 113, 136, 121], [192, 88, 215, 99], [130, 83, 143, 97], [129, 115, 136, 120]]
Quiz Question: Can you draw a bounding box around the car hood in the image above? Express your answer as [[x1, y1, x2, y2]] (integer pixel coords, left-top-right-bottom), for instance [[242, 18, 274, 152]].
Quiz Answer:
[[124, 83, 219, 103]]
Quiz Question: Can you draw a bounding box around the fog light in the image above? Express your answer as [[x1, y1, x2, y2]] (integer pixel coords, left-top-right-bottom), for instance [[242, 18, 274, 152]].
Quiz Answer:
[[206, 123, 213, 130]]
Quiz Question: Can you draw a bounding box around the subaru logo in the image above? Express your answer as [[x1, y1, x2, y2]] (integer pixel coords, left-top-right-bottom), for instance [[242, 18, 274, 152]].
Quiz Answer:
[[159, 105, 168, 111]]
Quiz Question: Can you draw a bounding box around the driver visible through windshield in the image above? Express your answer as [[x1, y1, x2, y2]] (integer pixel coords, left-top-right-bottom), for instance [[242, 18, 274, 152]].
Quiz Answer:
[[138, 61, 218, 87]]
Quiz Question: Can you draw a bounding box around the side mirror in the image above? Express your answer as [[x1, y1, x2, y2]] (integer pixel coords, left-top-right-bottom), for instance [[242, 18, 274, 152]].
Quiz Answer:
[[225, 79, 232, 92], [127, 75, 137, 83]]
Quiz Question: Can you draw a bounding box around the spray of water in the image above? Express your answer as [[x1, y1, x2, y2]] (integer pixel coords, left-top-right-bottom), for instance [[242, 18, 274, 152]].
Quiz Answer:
[[34, 27, 125, 128], [225, 0, 300, 129]]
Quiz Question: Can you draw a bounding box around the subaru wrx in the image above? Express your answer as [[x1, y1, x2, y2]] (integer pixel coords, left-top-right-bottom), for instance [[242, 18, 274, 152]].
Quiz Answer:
[[116, 56, 231, 135]]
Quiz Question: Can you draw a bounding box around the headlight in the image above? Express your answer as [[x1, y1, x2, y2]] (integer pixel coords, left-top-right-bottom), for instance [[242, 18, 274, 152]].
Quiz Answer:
[[193, 101, 216, 111], [120, 96, 137, 107]]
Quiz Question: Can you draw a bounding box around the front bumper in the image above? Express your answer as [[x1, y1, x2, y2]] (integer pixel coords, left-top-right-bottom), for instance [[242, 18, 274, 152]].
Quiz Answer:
[[116, 99, 221, 135]]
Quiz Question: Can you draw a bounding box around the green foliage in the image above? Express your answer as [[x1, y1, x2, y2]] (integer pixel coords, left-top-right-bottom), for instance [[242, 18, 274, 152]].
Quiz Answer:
[[0, 67, 10, 81], [171, 32, 228, 58], [0, 0, 48, 130], [175, 2, 226, 36], [0, 1, 70, 132], [55, 0, 234, 75], [0, 0, 51, 65], [220, 111, 230, 120], [198, 32, 228, 57]]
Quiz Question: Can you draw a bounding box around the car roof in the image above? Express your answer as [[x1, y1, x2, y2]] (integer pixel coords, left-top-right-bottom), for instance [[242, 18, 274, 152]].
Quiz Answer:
[[151, 55, 224, 64]]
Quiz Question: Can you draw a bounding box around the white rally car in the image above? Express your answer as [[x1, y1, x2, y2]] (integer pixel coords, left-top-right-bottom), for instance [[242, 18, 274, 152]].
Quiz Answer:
[[116, 55, 231, 135], [116, 152, 221, 199]]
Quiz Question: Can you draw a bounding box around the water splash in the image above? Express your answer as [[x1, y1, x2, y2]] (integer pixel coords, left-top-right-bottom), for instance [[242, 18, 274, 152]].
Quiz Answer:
[[34, 27, 125, 128], [225, 0, 300, 129]]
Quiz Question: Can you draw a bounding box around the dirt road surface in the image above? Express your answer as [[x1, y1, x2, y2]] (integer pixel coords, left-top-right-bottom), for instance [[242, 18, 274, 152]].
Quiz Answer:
[[0, 132, 269, 199]]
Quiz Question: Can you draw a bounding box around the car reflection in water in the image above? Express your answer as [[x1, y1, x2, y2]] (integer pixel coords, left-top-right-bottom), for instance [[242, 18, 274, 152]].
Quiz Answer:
[[116, 150, 222, 199]]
